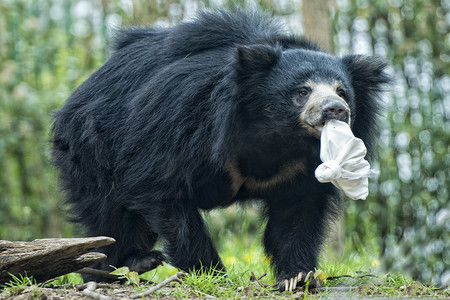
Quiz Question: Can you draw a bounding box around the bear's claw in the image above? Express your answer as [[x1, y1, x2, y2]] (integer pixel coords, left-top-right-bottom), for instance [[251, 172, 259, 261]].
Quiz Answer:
[[281, 270, 318, 292]]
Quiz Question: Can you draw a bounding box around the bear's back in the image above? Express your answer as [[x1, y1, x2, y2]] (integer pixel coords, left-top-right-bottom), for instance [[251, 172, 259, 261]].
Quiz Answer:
[[114, 10, 319, 61]]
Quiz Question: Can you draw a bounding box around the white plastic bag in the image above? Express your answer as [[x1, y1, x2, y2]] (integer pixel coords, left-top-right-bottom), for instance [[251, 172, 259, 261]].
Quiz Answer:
[[314, 119, 378, 200]]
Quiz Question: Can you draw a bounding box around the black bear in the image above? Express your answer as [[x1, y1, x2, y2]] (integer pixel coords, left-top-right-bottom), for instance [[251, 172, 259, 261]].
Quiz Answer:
[[51, 10, 389, 290]]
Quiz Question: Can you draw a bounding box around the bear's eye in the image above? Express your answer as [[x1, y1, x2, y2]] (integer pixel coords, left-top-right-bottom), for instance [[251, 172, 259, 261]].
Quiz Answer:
[[298, 88, 310, 97], [337, 88, 346, 99]]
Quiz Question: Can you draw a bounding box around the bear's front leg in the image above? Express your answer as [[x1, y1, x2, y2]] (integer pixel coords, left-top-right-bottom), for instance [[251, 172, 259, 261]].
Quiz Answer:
[[264, 186, 339, 291]]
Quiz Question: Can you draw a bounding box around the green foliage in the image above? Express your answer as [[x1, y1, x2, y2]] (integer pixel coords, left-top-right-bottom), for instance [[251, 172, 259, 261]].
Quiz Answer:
[[48, 273, 83, 286], [0, 0, 106, 240], [333, 0, 449, 286]]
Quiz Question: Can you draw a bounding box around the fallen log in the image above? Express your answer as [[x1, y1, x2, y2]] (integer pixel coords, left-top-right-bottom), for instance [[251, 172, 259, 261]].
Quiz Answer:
[[0, 236, 115, 284]]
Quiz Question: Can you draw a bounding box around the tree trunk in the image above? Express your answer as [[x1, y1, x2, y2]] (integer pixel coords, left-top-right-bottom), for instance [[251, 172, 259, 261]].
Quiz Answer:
[[0, 236, 115, 284], [302, 0, 333, 51]]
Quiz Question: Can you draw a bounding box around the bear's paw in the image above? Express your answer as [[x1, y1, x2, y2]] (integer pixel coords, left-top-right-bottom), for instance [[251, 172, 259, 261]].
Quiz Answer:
[[279, 270, 320, 292]]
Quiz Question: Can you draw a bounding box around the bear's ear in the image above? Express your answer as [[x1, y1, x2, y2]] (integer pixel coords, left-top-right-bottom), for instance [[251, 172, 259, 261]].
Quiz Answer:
[[236, 44, 281, 75], [341, 55, 390, 91], [341, 54, 391, 158]]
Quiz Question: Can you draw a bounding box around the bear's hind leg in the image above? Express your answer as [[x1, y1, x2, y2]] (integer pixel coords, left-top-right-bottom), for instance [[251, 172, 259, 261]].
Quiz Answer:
[[144, 204, 225, 274], [123, 233, 166, 274], [83, 210, 164, 281]]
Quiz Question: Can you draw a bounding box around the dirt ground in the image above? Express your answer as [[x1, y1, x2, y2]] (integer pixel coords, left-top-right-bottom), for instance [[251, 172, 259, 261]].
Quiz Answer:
[[2, 284, 206, 300], [2, 282, 449, 300]]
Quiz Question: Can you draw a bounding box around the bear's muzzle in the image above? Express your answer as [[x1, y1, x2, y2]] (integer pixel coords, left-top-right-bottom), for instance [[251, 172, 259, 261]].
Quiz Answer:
[[321, 99, 350, 123]]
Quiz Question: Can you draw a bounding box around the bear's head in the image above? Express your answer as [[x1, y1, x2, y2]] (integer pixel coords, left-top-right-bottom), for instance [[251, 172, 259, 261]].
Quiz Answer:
[[231, 43, 390, 159]]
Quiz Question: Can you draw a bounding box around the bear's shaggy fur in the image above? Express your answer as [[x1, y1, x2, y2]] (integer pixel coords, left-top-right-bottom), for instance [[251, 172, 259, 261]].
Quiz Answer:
[[51, 10, 390, 288]]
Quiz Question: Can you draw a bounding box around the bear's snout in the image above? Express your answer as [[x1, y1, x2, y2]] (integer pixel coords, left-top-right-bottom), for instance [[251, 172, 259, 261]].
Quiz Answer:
[[298, 81, 352, 135], [321, 99, 350, 123]]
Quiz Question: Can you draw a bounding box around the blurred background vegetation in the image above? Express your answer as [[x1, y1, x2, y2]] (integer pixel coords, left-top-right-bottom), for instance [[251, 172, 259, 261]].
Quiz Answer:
[[0, 0, 448, 287]]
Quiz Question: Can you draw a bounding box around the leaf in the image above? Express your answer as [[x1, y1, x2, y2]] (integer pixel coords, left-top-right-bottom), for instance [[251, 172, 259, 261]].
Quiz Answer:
[[110, 266, 130, 276], [314, 269, 328, 283], [128, 271, 140, 286]]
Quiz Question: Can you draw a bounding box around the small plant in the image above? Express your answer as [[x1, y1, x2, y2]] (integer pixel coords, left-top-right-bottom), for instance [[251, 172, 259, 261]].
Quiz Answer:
[[1, 273, 37, 296], [109, 266, 141, 287], [48, 273, 84, 286]]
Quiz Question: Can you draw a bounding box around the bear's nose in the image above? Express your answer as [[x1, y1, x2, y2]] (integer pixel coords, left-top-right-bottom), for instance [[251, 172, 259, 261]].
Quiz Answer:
[[322, 100, 349, 122]]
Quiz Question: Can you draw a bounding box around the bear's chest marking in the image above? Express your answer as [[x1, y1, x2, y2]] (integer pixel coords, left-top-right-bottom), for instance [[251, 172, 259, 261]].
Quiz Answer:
[[224, 159, 307, 196]]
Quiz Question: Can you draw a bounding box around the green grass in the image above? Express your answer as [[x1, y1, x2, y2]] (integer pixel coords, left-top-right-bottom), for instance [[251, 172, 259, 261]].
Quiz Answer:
[[2, 236, 448, 299], [318, 250, 449, 299], [1, 273, 37, 295], [139, 235, 278, 298], [134, 237, 448, 299]]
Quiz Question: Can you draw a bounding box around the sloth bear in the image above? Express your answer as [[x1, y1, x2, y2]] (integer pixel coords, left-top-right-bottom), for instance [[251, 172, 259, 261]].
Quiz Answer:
[[51, 10, 389, 290]]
